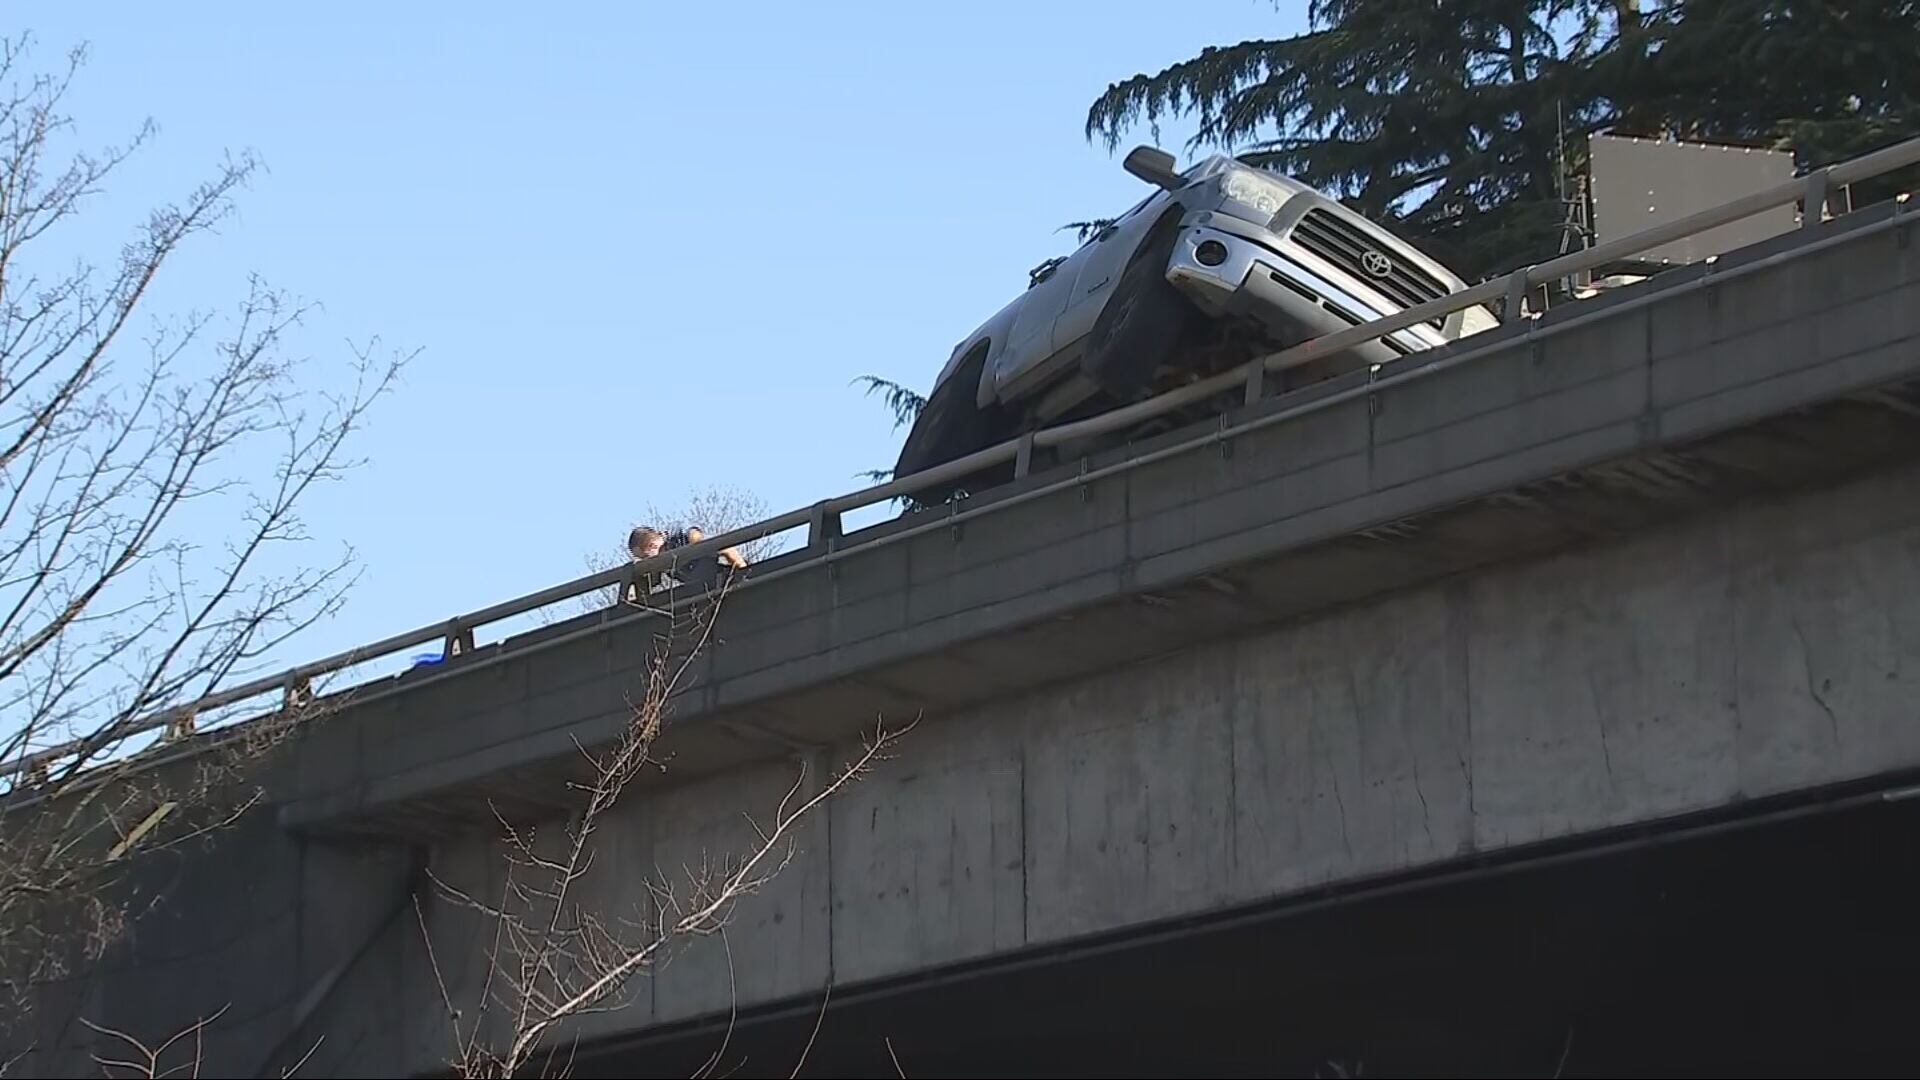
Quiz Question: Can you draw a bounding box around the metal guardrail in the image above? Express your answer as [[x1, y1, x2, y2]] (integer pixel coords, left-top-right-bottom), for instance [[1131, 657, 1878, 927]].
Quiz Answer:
[[6, 135, 1919, 785]]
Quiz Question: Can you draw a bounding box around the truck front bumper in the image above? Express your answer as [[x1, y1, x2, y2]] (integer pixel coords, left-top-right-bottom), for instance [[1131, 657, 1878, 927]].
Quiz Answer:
[[1164, 223, 1449, 373]]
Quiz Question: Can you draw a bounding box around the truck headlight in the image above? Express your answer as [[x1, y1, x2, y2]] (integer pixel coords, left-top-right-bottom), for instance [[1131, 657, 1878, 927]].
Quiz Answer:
[[1220, 168, 1294, 219]]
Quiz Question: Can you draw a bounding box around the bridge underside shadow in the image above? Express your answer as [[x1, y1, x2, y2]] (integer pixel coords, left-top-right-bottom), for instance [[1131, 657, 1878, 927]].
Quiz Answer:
[[568, 781, 1920, 1079]]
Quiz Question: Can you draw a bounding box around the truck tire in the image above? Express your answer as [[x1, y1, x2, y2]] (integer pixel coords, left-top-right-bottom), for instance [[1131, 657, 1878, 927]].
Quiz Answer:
[[891, 343, 1010, 507], [1080, 217, 1194, 400]]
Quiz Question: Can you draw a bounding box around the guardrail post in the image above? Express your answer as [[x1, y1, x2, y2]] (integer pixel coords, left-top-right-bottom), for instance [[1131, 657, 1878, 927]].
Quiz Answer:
[[282, 676, 314, 713], [1243, 358, 1265, 406], [1014, 433, 1036, 479], [1505, 267, 1533, 320], [442, 619, 474, 659], [1802, 170, 1830, 230], [806, 501, 842, 552]]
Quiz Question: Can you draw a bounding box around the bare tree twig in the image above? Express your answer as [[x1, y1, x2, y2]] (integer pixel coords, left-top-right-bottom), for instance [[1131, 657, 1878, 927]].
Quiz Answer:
[[276, 1036, 323, 1080], [79, 1003, 229, 1079], [689, 933, 741, 1080], [789, 983, 832, 1079]]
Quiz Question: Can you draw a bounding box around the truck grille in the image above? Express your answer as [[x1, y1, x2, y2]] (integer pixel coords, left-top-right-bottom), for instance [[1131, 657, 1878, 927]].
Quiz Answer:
[[1290, 209, 1450, 328]]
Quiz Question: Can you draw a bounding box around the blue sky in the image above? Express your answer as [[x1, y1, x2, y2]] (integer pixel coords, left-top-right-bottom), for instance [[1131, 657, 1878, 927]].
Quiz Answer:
[[12, 1, 1303, 675]]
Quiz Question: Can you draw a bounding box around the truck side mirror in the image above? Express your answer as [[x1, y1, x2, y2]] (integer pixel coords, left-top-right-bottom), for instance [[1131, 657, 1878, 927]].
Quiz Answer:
[[1123, 146, 1184, 191]]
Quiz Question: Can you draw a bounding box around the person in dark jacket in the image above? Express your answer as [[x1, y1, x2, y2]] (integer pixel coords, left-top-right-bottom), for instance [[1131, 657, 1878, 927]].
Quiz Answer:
[[663, 526, 748, 592]]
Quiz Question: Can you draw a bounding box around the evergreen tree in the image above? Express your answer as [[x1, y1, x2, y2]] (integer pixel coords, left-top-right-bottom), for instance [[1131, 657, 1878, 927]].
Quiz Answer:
[[1087, 0, 1599, 278], [1628, 0, 1920, 194], [1087, 0, 1920, 280]]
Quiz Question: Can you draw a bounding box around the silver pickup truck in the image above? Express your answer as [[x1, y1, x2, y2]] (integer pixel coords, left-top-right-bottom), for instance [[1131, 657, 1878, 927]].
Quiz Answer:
[[894, 146, 1498, 499]]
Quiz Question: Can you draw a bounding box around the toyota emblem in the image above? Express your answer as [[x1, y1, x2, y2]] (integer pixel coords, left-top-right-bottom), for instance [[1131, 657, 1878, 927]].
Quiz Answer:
[[1360, 250, 1393, 279]]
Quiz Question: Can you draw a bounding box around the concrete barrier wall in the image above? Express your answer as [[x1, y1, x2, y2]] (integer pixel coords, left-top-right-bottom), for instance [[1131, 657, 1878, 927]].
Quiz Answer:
[[280, 207, 1920, 835], [286, 454, 1920, 1074]]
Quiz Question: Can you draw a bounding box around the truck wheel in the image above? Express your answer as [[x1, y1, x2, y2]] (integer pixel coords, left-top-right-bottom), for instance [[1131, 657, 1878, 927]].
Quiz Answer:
[[891, 343, 1011, 507], [1080, 219, 1194, 400]]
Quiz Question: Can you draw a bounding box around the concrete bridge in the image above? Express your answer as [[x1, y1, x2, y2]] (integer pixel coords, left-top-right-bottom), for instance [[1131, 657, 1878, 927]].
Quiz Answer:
[[13, 195, 1920, 1076]]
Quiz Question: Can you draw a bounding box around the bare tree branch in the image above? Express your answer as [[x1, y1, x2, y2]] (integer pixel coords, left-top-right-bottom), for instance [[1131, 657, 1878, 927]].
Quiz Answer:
[[428, 580, 914, 1077], [0, 32, 405, 1039]]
